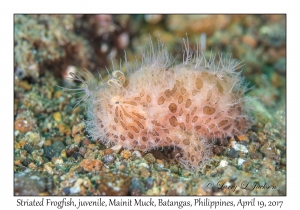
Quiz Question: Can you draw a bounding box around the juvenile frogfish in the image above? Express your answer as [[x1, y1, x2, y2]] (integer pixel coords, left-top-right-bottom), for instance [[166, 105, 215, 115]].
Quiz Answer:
[[65, 38, 253, 170]]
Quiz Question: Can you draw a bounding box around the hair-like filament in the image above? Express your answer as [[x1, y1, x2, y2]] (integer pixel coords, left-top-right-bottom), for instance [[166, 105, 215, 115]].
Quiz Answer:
[[107, 70, 126, 87]]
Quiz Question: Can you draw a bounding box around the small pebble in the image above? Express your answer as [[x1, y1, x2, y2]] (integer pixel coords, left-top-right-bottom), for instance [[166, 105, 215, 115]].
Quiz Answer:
[[83, 178, 92, 189], [140, 167, 151, 177], [111, 144, 122, 154], [242, 35, 257, 48], [52, 157, 64, 165], [28, 162, 37, 170], [22, 158, 32, 166], [250, 152, 262, 159], [58, 123, 71, 136], [231, 141, 248, 153], [24, 144, 34, 153], [19, 80, 32, 90], [44, 145, 58, 160], [130, 177, 145, 196], [53, 112, 62, 122], [238, 158, 245, 166], [170, 165, 179, 173], [260, 142, 277, 159], [79, 147, 86, 156], [80, 159, 103, 172], [219, 160, 228, 167], [62, 187, 70, 195], [132, 151, 142, 158], [61, 149, 67, 158], [72, 152, 83, 160], [73, 134, 84, 144], [239, 140, 248, 146], [72, 122, 85, 136], [101, 154, 115, 164], [14, 143, 21, 150], [52, 141, 65, 154], [139, 162, 149, 168], [242, 160, 252, 172], [121, 150, 132, 159], [14, 118, 34, 133], [213, 146, 224, 155], [145, 177, 154, 190], [43, 162, 54, 174], [143, 153, 156, 164], [104, 148, 114, 155], [249, 132, 258, 142], [228, 148, 238, 158], [66, 144, 79, 156], [73, 178, 84, 187], [82, 139, 91, 146]]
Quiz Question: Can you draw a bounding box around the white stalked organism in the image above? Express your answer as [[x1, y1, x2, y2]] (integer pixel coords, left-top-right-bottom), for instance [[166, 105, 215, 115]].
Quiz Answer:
[[64, 37, 254, 170]]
